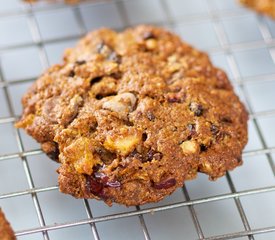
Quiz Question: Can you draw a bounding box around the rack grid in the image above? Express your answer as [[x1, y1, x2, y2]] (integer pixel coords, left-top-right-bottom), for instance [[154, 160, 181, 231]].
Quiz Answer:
[[0, 0, 275, 239]]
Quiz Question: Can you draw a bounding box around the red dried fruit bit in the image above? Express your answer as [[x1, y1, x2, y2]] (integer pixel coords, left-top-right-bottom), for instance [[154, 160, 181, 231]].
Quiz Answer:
[[153, 178, 176, 189], [94, 172, 121, 188], [86, 175, 103, 196], [189, 102, 203, 116]]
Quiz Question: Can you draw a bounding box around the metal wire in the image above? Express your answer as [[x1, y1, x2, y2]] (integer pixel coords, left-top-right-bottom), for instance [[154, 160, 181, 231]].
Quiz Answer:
[[0, 1, 275, 240]]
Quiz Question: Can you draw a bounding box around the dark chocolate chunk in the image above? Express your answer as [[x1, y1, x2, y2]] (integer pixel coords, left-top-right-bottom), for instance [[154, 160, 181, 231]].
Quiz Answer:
[[200, 144, 207, 152], [68, 70, 75, 77]]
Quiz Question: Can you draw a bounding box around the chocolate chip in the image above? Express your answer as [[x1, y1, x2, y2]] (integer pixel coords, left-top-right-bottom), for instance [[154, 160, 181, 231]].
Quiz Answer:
[[210, 124, 219, 135], [143, 31, 155, 40], [142, 133, 148, 142], [68, 70, 75, 77], [221, 116, 232, 124], [75, 60, 86, 65], [95, 94, 104, 100], [153, 178, 176, 189], [189, 102, 203, 116], [146, 112, 155, 121], [200, 144, 207, 152], [90, 76, 103, 86]]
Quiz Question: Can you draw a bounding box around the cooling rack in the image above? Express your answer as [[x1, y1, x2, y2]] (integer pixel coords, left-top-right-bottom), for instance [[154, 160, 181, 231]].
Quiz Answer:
[[0, 0, 275, 239]]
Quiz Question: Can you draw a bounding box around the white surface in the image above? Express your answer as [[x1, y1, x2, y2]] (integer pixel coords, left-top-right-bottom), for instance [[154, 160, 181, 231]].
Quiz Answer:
[[0, 0, 275, 240]]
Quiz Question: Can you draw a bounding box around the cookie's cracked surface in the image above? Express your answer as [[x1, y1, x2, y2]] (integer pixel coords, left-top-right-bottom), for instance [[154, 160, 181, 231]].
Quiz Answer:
[[16, 25, 248, 206]]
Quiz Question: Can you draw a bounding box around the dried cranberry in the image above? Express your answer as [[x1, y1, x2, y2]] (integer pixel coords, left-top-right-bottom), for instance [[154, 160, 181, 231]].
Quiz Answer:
[[94, 172, 121, 188], [189, 102, 203, 116], [86, 175, 103, 196], [153, 178, 176, 189]]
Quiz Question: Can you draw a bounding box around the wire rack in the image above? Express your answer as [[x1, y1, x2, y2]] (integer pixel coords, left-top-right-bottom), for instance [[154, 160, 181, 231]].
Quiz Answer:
[[0, 0, 275, 239]]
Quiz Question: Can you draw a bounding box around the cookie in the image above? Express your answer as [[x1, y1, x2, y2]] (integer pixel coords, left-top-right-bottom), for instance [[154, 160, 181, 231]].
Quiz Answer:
[[240, 0, 275, 18], [16, 25, 248, 206], [0, 209, 16, 240]]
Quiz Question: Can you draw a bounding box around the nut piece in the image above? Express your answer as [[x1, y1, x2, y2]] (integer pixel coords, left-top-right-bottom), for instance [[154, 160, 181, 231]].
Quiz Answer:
[[104, 127, 141, 156], [145, 39, 157, 50], [102, 92, 137, 119], [180, 140, 199, 154]]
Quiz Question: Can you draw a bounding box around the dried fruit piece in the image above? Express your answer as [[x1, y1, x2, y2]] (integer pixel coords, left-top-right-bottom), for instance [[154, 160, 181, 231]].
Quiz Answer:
[[64, 137, 102, 175], [153, 178, 176, 189], [104, 127, 142, 156]]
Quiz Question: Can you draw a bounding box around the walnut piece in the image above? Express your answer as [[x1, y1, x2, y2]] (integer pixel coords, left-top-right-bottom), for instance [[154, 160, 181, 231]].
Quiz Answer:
[[180, 140, 199, 154]]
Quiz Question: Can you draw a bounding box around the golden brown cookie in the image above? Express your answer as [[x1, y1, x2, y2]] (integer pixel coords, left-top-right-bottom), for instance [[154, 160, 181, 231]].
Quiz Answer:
[[240, 0, 275, 18], [16, 25, 248, 206], [0, 209, 16, 240]]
